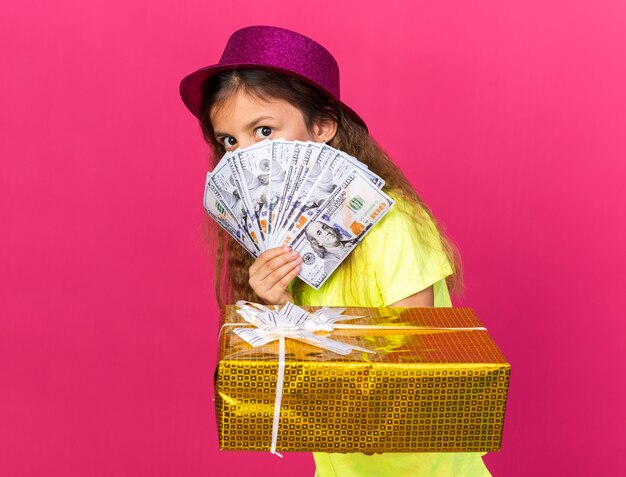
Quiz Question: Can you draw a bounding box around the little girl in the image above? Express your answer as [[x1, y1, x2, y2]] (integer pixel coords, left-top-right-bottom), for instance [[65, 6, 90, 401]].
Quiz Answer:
[[180, 25, 491, 477]]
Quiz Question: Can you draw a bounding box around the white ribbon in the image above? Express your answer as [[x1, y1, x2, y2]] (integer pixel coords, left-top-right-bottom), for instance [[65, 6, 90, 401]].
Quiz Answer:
[[228, 301, 487, 456], [232, 301, 374, 456]]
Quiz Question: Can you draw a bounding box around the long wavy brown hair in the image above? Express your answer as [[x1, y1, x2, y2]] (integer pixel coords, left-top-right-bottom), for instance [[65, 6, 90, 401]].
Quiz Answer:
[[198, 69, 462, 306]]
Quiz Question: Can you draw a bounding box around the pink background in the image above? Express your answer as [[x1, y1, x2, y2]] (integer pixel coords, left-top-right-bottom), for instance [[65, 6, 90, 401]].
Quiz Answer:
[[2, 1, 625, 475]]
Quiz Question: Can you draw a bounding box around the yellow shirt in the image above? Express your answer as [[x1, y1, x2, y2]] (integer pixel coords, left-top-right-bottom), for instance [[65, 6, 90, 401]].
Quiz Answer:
[[291, 197, 491, 477]]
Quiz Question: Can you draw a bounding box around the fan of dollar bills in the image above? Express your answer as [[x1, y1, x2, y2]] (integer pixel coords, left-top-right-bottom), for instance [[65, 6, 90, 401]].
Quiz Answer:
[[203, 139, 395, 289]]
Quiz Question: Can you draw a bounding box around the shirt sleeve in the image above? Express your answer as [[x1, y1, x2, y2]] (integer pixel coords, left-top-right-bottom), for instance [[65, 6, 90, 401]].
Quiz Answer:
[[362, 198, 454, 306]]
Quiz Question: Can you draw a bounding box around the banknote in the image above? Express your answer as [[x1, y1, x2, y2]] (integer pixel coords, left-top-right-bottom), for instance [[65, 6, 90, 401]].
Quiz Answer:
[[337, 149, 385, 188], [274, 140, 306, 233], [267, 140, 294, 241], [210, 154, 262, 247], [234, 140, 274, 247], [202, 139, 394, 288], [227, 156, 262, 246], [203, 173, 259, 255], [274, 149, 381, 247], [290, 169, 395, 289], [272, 151, 348, 247], [277, 142, 334, 240]]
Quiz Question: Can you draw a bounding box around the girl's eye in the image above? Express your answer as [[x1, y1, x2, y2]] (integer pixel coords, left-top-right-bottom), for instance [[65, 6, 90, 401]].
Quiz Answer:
[[255, 126, 273, 139], [222, 136, 237, 148]]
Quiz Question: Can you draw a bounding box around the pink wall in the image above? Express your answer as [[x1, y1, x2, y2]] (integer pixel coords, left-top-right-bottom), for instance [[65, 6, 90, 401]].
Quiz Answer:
[[2, 1, 625, 475]]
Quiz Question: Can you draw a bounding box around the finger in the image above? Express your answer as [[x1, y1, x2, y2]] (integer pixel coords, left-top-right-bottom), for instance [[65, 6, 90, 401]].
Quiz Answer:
[[249, 246, 291, 276], [252, 252, 301, 294], [264, 260, 302, 297], [252, 249, 301, 283]]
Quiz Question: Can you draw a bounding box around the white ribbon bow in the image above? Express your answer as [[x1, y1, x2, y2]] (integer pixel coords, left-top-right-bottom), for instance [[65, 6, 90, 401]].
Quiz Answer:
[[234, 301, 375, 355]]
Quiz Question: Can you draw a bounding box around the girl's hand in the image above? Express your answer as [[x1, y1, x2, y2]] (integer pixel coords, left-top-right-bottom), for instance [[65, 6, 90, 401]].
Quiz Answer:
[[248, 246, 302, 305]]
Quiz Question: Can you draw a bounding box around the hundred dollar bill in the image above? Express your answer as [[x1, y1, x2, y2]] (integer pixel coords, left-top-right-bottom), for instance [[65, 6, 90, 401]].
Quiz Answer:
[[277, 142, 334, 239], [267, 140, 293, 244], [336, 150, 385, 188], [209, 154, 262, 247], [278, 141, 320, 231], [273, 140, 307, 237], [274, 150, 377, 247], [290, 169, 395, 289], [227, 154, 266, 248], [203, 173, 259, 256], [234, 140, 273, 248]]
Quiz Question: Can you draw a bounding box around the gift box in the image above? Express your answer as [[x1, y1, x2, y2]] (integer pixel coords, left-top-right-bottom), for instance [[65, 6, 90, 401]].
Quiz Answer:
[[215, 305, 510, 454]]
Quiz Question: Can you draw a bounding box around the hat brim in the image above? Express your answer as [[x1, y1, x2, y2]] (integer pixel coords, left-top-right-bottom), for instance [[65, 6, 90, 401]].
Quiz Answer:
[[179, 62, 368, 132]]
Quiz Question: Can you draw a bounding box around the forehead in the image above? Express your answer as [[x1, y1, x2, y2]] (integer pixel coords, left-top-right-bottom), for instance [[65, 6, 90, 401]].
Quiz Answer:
[[209, 89, 304, 128], [307, 222, 323, 232]]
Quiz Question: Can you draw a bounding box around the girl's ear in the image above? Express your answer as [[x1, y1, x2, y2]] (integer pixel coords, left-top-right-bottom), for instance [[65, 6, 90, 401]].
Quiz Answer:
[[312, 117, 338, 143]]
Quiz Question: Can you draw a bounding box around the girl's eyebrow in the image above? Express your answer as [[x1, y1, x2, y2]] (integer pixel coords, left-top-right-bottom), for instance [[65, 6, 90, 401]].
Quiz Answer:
[[214, 116, 275, 137]]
